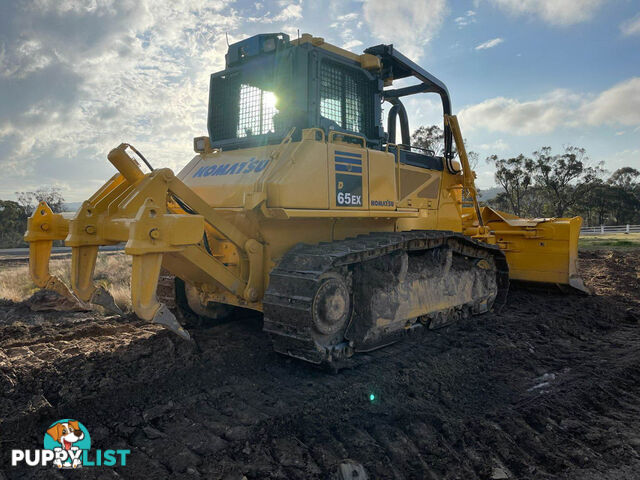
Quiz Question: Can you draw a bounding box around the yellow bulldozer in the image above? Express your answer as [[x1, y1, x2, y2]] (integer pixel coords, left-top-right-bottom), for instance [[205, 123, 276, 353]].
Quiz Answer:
[[25, 33, 586, 365]]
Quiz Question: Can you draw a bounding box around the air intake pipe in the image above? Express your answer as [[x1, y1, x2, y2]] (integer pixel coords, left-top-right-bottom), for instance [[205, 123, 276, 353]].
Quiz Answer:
[[386, 98, 410, 147]]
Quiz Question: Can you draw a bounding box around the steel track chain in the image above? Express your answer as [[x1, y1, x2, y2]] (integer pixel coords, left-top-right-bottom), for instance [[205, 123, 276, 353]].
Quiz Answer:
[[263, 230, 509, 366]]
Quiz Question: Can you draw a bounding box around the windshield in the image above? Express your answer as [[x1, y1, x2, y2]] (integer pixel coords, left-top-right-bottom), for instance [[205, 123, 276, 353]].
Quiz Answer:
[[209, 60, 287, 144], [319, 60, 371, 135], [236, 84, 279, 138]]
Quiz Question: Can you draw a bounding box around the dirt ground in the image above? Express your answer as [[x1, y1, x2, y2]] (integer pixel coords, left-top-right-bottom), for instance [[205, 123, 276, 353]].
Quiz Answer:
[[1, 249, 639, 479]]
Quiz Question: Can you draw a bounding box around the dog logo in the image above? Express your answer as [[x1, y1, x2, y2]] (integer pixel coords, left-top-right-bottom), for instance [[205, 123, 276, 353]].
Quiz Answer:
[[43, 419, 91, 468], [12, 419, 129, 468]]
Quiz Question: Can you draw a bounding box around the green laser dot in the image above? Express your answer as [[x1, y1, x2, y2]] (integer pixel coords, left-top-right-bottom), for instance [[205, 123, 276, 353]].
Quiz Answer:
[[369, 394, 375, 401]]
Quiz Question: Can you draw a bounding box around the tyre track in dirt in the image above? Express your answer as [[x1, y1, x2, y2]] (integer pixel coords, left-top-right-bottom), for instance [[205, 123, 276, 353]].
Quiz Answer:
[[1, 250, 640, 479]]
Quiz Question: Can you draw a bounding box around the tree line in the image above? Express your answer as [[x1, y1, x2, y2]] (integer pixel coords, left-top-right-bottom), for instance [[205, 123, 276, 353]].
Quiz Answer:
[[411, 125, 639, 225], [487, 147, 639, 225], [0, 188, 65, 248]]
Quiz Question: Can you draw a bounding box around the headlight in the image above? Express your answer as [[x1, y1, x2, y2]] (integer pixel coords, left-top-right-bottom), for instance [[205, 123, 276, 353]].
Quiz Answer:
[[193, 136, 210, 154]]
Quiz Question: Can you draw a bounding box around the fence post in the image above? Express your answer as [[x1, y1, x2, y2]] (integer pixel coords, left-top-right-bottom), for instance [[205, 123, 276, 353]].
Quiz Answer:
[[627, 224, 630, 234], [601, 225, 604, 234]]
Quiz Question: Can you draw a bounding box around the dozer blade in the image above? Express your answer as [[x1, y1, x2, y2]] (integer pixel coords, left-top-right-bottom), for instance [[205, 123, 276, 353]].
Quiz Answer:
[[448, 114, 588, 295], [479, 207, 589, 294]]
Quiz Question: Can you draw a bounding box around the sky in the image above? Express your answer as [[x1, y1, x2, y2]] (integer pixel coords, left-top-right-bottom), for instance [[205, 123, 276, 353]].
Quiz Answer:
[[0, 0, 639, 201]]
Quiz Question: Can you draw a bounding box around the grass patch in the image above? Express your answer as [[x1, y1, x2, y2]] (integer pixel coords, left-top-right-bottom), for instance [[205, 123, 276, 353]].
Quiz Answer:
[[579, 233, 640, 250], [0, 252, 132, 309]]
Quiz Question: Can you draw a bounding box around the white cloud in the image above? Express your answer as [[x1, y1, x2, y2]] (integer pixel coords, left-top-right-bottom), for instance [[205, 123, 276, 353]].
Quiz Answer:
[[329, 10, 366, 53], [402, 96, 443, 131], [488, 0, 608, 26], [272, 3, 302, 22], [455, 10, 477, 27], [475, 37, 504, 50], [460, 92, 567, 134], [578, 77, 640, 126], [0, 0, 241, 199], [336, 13, 359, 23], [620, 13, 640, 36], [459, 78, 640, 135], [477, 139, 509, 151], [342, 39, 364, 50], [363, 0, 448, 60]]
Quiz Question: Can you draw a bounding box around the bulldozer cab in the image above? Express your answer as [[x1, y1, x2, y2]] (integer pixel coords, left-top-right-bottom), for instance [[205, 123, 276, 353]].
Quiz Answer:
[[206, 33, 454, 163], [207, 33, 384, 151]]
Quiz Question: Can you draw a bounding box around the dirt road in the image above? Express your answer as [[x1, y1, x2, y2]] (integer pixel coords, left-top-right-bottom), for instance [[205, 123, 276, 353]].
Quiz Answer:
[[1, 250, 639, 479]]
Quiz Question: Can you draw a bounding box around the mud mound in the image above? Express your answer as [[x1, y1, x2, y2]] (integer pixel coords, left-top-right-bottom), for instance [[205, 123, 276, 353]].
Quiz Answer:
[[0, 251, 639, 479], [25, 289, 89, 312], [579, 250, 640, 307]]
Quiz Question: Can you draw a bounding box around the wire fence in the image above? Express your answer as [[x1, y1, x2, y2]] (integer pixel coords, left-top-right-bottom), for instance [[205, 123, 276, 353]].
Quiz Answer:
[[580, 225, 640, 235]]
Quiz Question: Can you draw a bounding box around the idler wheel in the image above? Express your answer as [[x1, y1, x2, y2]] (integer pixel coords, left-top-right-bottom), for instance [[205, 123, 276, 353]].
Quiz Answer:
[[312, 274, 351, 336]]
